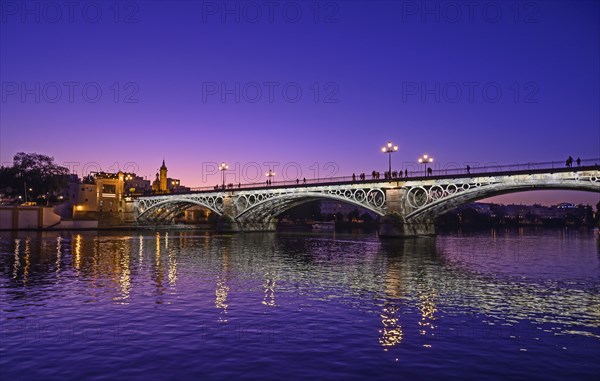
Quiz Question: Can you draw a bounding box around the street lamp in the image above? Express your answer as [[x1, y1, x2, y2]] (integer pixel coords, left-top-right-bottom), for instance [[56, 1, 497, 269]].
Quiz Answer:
[[266, 169, 275, 186], [418, 154, 433, 176], [381, 141, 398, 176], [219, 162, 228, 188]]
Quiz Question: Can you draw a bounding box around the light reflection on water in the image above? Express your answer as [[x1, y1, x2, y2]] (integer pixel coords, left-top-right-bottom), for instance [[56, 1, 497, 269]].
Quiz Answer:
[[0, 229, 599, 380]]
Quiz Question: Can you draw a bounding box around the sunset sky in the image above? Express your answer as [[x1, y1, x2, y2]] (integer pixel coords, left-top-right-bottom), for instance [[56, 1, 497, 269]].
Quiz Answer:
[[1, 1, 599, 205]]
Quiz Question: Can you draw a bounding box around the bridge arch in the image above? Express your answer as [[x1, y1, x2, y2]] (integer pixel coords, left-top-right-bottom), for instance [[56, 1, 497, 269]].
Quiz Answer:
[[405, 180, 600, 222], [235, 191, 386, 222], [137, 197, 223, 222]]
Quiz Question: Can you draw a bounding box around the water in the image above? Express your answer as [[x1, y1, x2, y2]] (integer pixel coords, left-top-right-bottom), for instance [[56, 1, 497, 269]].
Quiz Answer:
[[1, 229, 598, 380]]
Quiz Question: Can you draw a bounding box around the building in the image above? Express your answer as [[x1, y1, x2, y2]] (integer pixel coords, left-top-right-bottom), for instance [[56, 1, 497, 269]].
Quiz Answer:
[[71, 171, 136, 221], [152, 160, 169, 193], [151, 160, 185, 193], [124, 173, 151, 195]]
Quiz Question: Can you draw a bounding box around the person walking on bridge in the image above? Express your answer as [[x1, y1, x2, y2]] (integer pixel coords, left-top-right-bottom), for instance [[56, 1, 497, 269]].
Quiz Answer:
[[566, 156, 573, 168]]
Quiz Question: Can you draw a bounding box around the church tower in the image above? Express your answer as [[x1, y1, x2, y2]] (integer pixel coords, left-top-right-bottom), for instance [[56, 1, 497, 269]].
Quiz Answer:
[[159, 159, 168, 192]]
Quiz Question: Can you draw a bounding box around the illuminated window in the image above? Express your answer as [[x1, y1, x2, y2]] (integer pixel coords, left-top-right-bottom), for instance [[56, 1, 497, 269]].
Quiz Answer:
[[102, 185, 116, 194]]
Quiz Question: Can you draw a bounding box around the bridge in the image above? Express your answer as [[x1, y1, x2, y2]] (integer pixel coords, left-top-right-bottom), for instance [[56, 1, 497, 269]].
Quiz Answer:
[[134, 159, 600, 236]]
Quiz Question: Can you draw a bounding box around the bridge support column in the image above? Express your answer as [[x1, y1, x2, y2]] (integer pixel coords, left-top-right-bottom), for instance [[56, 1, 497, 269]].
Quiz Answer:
[[217, 195, 238, 231], [379, 214, 436, 237], [379, 189, 436, 238]]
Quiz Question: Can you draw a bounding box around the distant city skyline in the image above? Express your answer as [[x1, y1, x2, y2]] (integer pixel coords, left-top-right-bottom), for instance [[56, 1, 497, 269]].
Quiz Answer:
[[2, 1, 599, 206]]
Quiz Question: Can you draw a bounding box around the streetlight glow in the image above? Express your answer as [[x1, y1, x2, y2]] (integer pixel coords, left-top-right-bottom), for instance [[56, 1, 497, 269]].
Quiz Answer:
[[266, 169, 275, 186], [381, 141, 399, 176], [219, 162, 228, 188], [418, 154, 434, 176]]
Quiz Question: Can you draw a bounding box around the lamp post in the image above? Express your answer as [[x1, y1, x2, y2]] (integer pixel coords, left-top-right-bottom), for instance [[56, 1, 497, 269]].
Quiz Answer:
[[266, 169, 275, 186], [381, 141, 399, 176], [219, 162, 228, 188], [418, 154, 433, 176]]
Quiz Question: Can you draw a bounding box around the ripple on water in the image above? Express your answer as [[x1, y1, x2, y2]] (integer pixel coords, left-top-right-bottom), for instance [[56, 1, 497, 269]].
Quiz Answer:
[[0, 229, 599, 381]]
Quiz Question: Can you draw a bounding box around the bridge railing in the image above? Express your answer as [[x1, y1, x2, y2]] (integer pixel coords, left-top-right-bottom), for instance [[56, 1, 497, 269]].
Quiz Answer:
[[174, 158, 598, 194], [426, 158, 600, 177]]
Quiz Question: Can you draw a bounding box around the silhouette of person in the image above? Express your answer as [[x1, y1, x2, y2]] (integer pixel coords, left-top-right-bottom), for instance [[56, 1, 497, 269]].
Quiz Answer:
[[296, 179, 299, 185], [427, 167, 433, 176], [352, 173, 356, 182], [404, 169, 408, 177], [576, 157, 581, 166], [466, 165, 471, 174], [567, 156, 573, 168], [303, 177, 306, 184]]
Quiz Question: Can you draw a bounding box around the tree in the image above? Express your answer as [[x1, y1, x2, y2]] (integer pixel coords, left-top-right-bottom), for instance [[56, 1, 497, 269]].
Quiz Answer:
[[0, 165, 19, 195], [4, 153, 69, 200]]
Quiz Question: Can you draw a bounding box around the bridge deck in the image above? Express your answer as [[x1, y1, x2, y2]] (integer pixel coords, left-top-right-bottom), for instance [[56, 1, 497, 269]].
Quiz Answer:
[[133, 163, 600, 198]]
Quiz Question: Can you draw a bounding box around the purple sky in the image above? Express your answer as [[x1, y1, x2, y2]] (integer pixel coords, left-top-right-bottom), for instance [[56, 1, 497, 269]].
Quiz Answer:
[[1, 1, 599, 206]]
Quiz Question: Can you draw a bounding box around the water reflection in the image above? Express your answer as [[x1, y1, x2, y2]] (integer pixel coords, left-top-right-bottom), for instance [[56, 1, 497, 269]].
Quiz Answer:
[[119, 240, 131, 302], [418, 289, 437, 347], [154, 232, 165, 297], [168, 245, 177, 288], [215, 243, 231, 322], [379, 304, 402, 349], [138, 235, 143, 265], [263, 275, 276, 307], [73, 234, 82, 271], [24, 237, 30, 285], [1, 229, 598, 349], [378, 240, 406, 351], [12, 238, 19, 279], [55, 236, 62, 279]]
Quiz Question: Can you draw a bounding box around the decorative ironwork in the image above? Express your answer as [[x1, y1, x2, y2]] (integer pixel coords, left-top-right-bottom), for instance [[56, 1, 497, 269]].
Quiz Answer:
[[136, 194, 224, 221], [403, 171, 600, 220], [133, 169, 600, 224]]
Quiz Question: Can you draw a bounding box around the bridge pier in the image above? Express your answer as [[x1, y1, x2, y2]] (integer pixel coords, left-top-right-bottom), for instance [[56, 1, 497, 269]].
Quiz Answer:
[[380, 189, 436, 238], [379, 213, 435, 238]]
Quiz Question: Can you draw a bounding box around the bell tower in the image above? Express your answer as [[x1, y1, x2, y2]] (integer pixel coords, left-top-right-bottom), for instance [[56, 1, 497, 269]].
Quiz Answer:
[[159, 159, 168, 192]]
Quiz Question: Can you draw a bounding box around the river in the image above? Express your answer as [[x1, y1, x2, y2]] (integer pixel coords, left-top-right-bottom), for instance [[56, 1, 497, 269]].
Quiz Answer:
[[1, 229, 598, 380]]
